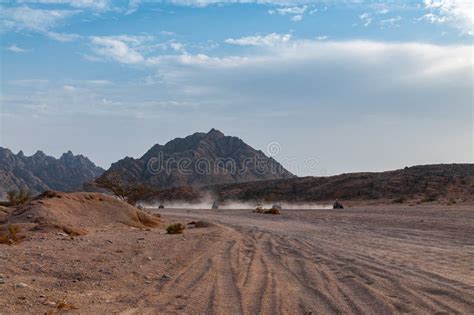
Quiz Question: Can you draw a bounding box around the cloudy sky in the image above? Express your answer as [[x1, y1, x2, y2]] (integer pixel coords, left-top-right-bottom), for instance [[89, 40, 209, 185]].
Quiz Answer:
[[0, 0, 472, 175]]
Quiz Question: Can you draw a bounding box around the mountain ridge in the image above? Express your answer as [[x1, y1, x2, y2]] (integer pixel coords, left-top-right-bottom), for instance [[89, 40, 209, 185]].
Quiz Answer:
[[202, 163, 474, 202], [0, 147, 104, 198]]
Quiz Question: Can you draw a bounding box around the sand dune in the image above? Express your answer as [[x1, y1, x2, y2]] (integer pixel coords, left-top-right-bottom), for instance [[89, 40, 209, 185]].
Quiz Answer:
[[4, 191, 160, 235]]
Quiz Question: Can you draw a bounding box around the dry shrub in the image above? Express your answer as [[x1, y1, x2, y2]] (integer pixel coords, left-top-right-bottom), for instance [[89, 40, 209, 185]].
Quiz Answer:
[[166, 223, 185, 234], [253, 207, 281, 215], [264, 208, 281, 215], [61, 225, 87, 236], [0, 224, 26, 245], [447, 198, 457, 206], [194, 221, 213, 228], [392, 197, 406, 204], [45, 296, 78, 315], [137, 211, 160, 228], [6, 189, 32, 206], [421, 194, 438, 203], [0, 208, 9, 224], [38, 190, 60, 199], [253, 206, 264, 213]]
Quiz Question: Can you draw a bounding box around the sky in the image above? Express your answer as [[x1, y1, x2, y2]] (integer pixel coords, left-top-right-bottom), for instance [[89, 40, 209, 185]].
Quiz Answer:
[[0, 0, 473, 176]]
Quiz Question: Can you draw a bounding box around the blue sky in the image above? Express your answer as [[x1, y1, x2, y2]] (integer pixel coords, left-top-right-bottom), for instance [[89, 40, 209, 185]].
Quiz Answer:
[[0, 0, 473, 175]]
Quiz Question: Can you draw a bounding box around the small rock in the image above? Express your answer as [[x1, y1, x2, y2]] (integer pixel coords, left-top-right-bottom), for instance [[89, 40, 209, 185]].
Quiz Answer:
[[147, 257, 152, 261], [15, 283, 28, 288], [161, 274, 172, 280], [0, 279, 5, 284]]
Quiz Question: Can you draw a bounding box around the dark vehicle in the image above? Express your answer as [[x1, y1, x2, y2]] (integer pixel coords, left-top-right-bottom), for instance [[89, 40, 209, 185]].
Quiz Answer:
[[333, 201, 344, 209]]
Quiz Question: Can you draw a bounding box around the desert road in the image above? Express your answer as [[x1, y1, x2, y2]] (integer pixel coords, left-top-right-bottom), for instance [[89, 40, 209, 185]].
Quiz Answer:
[[152, 206, 474, 315], [1, 205, 473, 314]]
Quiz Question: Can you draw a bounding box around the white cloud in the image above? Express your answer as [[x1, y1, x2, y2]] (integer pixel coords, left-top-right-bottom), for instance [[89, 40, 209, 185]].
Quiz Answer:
[[225, 33, 291, 47], [359, 12, 372, 27], [290, 14, 303, 21], [16, 0, 111, 11], [418, 13, 448, 24], [380, 16, 402, 27], [6, 44, 28, 52], [169, 42, 186, 53], [422, 0, 474, 35], [89, 35, 153, 64], [0, 5, 79, 33], [274, 5, 307, 15], [268, 4, 308, 21], [46, 31, 82, 41], [82, 80, 114, 85], [160, 30, 175, 36], [125, 0, 141, 15], [63, 85, 76, 91], [147, 53, 249, 68]]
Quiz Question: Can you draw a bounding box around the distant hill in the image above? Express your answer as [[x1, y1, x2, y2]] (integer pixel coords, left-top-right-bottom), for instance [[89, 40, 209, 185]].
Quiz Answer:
[[154, 164, 474, 203], [0, 148, 104, 198], [99, 129, 295, 189], [206, 164, 474, 202]]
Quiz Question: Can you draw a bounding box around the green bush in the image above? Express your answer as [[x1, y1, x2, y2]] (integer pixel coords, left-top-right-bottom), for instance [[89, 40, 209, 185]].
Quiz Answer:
[[166, 223, 186, 234]]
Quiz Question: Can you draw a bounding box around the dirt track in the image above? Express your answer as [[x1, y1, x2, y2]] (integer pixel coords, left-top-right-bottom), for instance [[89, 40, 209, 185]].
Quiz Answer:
[[152, 206, 474, 314], [1, 205, 473, 314]]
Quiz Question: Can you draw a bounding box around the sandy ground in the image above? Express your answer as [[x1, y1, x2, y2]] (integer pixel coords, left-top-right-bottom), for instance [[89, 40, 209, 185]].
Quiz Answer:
[[1, 205, 473, 314]]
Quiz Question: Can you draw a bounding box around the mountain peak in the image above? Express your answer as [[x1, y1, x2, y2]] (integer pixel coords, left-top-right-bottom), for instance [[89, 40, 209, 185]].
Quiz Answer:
[[206, 128, 225, 139], [102, 130, 295, 189], [60, 150, 75, 159], [33, 150, 46, 158]]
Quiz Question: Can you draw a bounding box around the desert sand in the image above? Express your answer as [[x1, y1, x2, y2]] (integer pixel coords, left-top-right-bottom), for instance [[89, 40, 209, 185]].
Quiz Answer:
[[1, 201, 473, 314]]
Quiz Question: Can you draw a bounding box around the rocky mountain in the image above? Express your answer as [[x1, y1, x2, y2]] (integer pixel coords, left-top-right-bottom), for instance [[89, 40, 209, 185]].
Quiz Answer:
[[100, 129, 295, 189], [0, 148, 104, 198]]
